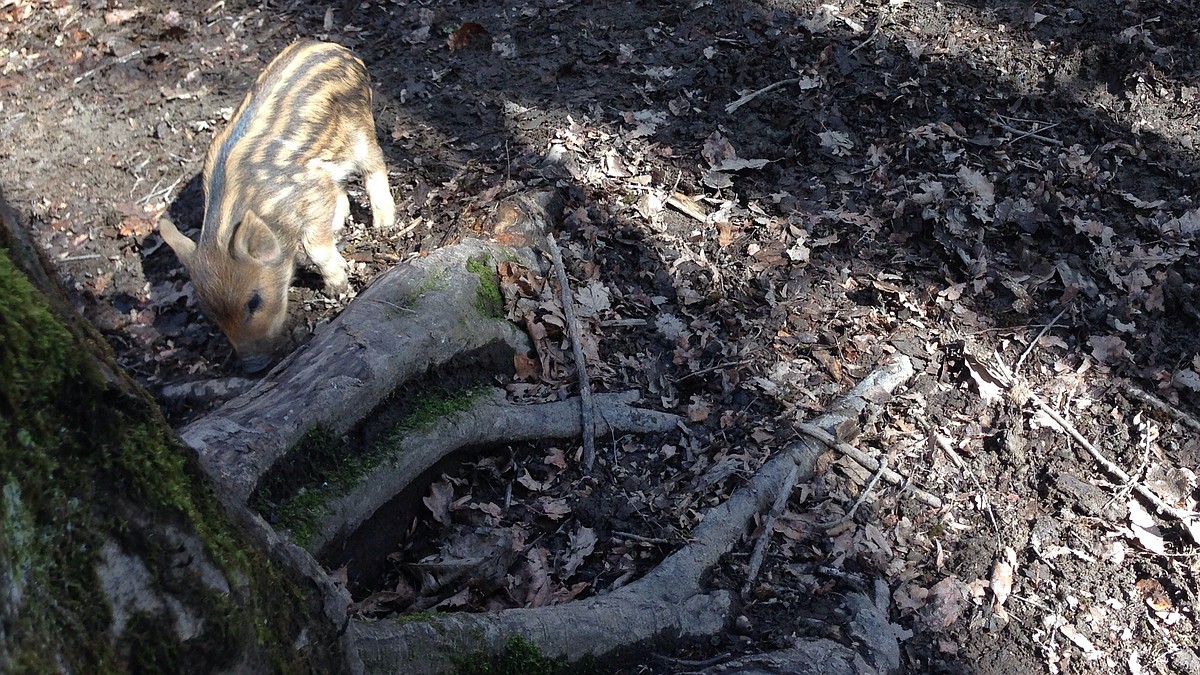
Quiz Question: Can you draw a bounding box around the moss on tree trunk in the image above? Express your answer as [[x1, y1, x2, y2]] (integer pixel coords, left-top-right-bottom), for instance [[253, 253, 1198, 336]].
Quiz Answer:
[[0, 192, 345, 673]]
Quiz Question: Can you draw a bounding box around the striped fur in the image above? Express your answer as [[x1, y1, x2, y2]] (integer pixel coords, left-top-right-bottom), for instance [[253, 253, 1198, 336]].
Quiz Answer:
[[159, 40, 395, 373]]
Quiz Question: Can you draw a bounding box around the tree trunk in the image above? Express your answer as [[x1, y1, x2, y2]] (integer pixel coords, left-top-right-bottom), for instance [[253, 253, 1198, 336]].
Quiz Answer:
[[0, 188, 347, 673]]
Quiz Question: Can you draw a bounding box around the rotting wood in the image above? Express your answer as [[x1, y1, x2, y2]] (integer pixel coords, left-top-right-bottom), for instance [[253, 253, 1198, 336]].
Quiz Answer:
[[350, 356, 915, 674]]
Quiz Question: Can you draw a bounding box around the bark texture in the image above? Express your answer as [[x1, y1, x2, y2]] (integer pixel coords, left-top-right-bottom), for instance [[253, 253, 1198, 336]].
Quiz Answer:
[[0, 189, 346, 673]]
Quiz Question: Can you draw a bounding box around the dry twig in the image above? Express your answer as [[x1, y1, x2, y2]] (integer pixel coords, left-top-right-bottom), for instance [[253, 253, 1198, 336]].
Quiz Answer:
[[1014, 306, 1069, 373], [992, 117, 1063, 146], [793, 423, 944, 509], [991, 356, 1200, 544], [665, 192, 708, 222], [819, 457, 890, 529], [742, 462, 798, 596], [546, 232, 597, 469], [1123, 384, 1200, 434], [725, 78, 801, 114]]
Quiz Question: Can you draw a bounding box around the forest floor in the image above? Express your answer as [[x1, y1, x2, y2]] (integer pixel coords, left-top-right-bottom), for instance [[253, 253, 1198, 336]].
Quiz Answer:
[[4, 0, 1200, 672]]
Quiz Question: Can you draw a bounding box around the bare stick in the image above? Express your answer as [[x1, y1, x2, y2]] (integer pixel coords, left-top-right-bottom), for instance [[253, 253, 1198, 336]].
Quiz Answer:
[[665, 192, 708, 222], [613, 531, 672, 546], [1011, 383, 1200, 543], [1123, 384, 1200, 434], [742, 462, 798, 596], [546, 232, 597, 470], [991, 118, 1063, 146], [1014, 305, 1069, 373], [73, 49, 144, 85], [845, 15, 884, 60], [793, 423, 944, 509], [137, 172, 186, 206], [819, 457, 890, 529], [725, 78, 801, 114]]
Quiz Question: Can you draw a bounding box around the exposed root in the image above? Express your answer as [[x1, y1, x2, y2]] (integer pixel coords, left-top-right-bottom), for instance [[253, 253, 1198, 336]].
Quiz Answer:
[[350, 356, 915, 673]]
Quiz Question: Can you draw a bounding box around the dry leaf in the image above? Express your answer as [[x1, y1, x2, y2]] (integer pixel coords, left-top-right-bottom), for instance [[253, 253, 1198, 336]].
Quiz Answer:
[[561, 526, 597, 578], [1087, 335, 1128, 364], [544, 447, 568, 470], [1057, 621, 1103, 660], [989, 548, 1015, 607], [702, 131, 738, 167], [817, 130, 853, 156], [1126, 499, 1166, 554], [448, 22, 486, 51], [423, 480, 454, 525], [1135, 578, 1172, 612]]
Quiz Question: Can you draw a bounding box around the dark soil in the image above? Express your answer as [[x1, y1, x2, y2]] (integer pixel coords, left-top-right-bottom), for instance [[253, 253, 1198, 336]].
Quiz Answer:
[[5, 0, 1200, 672]]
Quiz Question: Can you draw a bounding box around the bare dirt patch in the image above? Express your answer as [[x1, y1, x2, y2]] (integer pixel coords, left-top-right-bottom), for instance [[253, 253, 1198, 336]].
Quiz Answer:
[[4, 0, 1200, 672]]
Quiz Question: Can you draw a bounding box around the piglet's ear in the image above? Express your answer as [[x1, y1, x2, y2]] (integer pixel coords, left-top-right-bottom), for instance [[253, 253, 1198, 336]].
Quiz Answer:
[[230, 212, 284, 266], [158, 217, 197, 269]]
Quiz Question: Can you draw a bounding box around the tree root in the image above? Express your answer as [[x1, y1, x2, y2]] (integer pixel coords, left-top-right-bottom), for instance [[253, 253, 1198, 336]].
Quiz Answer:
[[178, 237, 535, 504], [309, 389, 680, 555], [350, 356, 915, 674]]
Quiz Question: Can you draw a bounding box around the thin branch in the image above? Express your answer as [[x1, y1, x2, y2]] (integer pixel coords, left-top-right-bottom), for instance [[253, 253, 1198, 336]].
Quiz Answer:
[[546, 232, 597, 470], [992, 117, 1064, 146], [73, 49, 144, 85], [613, 531, 672, 546], [1007, 380, 1200, 544], [725, 78, 801, 114], [1014, 305, 1069, 373], [742, 462, 798, 596], [819, 457, 890, 529], [845, 15, 884, 60], [1123, 384, 1200, 434]]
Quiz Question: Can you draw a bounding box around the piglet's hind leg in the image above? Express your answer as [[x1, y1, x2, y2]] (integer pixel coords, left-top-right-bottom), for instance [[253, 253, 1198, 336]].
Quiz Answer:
[[303, 189, 351, 293], [357, 135, 396, 230]]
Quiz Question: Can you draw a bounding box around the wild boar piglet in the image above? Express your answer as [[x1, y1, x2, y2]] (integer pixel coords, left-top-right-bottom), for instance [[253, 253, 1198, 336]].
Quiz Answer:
[[160, 39, 395, 373]]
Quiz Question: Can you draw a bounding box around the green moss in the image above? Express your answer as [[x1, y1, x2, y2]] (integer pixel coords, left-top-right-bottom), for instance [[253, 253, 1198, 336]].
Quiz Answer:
[[1, 249, 120, 672], [406, 267, 452, 306], [466, 254, 504, 319], [396, 387, 485, 433], [0, 248, 339, 671], [252, 388, 486, 546], [390, 610, 446, 624], [249, 427, 347, 548], [453, 636, 570, 675]]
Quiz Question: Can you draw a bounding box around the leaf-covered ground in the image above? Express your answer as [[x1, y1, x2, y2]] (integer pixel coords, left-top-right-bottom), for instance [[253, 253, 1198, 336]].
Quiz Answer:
[[4, 0, 1200, 672]]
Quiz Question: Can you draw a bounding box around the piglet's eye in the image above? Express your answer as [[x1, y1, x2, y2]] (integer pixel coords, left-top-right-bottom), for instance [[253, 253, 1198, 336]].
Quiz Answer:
[[247, 291, 263, 314]]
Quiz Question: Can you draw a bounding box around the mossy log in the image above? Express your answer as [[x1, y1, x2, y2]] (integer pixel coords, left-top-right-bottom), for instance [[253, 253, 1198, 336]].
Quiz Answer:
[[0, 188, 348, 673]]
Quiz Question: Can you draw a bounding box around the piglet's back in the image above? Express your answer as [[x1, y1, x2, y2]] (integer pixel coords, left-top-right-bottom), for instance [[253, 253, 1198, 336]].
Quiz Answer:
[[200, 40, 374, 242]]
